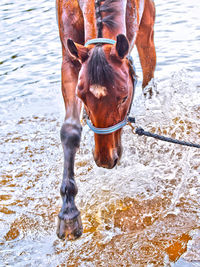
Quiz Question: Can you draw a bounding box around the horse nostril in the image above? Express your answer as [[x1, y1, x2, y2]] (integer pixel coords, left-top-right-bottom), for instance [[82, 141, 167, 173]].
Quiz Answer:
[[113, 158, 118, 167], [57, 231, 65, 240]]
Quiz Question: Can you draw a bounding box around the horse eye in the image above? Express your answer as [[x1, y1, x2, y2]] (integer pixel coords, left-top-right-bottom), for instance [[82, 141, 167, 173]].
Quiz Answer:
[[77, 85, 84, 91], [121, 96, 128, 103]]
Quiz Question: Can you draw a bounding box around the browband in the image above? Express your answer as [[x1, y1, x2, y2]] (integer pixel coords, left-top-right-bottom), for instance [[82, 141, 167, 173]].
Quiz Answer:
[[84, 38, 116, 47]]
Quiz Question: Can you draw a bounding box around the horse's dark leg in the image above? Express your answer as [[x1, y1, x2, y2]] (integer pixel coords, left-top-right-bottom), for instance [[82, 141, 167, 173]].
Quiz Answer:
[[56, 56, 83, 241], [136, 0, 156, 92], [56, 0, 84, 240], [56, 49, 83, 242], [57, 115, 82, 240]]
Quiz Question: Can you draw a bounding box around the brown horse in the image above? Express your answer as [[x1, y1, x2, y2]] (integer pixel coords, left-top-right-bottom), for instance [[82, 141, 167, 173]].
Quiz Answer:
[[56, 0, 156, 240]]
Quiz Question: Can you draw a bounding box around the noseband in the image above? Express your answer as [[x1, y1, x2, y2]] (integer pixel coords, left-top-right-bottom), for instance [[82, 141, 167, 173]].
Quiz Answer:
[[85, 38, 137, 135]]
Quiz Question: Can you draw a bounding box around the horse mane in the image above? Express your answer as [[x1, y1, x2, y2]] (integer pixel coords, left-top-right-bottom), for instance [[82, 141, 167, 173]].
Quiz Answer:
[[87, 45, 115, 87], [95, 0, 120, 38], [87, 0, 120, 87]]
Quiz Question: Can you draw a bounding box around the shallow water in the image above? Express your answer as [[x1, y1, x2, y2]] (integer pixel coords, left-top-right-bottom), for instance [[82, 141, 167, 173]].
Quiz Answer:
[[0, 0, 200, 266]]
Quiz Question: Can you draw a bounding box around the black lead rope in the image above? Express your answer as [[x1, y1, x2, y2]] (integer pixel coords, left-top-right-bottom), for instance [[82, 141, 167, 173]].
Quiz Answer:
[[128, 118, 200, 149]]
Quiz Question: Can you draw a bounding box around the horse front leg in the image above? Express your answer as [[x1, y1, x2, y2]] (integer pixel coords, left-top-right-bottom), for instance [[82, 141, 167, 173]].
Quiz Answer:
[[56, 58, 83, 240], [136, 0, 156, 95], [57, 120, 82, 240]]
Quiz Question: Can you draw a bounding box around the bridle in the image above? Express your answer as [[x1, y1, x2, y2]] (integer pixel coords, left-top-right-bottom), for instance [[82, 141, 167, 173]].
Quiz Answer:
[[84, 38, 137, 135]]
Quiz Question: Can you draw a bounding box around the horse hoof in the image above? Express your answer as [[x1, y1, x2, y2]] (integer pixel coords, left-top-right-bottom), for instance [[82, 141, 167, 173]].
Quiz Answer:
[[56, 214, 83, 240]]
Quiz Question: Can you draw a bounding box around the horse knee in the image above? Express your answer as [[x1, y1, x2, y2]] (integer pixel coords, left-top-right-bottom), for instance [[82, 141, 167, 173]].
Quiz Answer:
[[60, 123, 82, 149]]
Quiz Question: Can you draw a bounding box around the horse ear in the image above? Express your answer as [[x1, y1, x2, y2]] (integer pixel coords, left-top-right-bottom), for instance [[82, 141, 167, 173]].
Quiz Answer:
[[67, 39, 89, 62], [115, 34, 129, 59]]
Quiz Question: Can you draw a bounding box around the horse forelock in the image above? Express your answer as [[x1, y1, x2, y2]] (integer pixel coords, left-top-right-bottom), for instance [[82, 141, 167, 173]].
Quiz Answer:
[[87, 46, 115, 87]]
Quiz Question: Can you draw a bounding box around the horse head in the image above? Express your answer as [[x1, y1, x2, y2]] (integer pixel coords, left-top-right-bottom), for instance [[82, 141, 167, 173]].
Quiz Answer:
[[67, 34, 136, 169]]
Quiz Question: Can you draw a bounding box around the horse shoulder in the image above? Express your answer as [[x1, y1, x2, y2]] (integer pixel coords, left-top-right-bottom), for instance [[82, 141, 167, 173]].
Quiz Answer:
[[57, 0, 84, 45]]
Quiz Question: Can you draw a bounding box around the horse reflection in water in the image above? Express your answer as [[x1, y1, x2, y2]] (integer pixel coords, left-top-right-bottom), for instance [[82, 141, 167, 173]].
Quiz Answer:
[[56, 0, 156, 240]]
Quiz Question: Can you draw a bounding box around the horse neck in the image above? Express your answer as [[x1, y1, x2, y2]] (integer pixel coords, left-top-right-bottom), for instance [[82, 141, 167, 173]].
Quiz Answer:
[[101, 0, 127, 39], [82, 0, 127, 41]]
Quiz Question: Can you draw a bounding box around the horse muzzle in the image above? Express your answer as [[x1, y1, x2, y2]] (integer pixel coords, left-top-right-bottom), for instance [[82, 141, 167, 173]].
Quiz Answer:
[[93, 146, 121, 169]]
